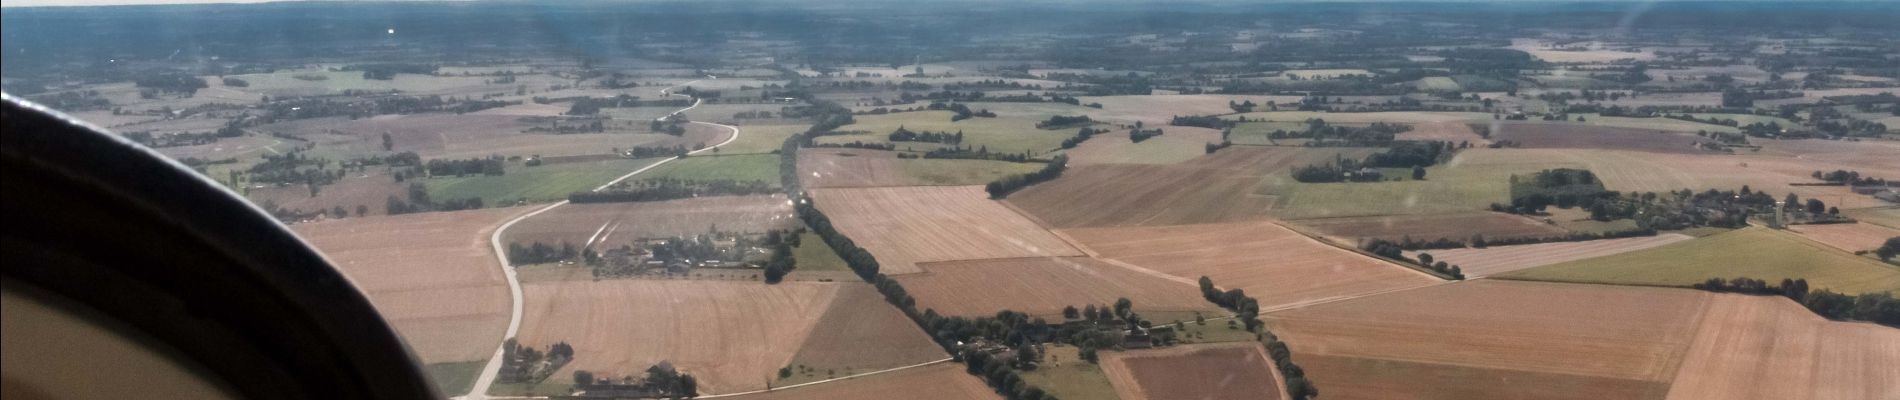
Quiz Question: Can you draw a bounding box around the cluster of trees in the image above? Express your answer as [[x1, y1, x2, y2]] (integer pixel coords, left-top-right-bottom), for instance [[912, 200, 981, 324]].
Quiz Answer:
[[624, 145, 691, 159], [1168, 115, 1232, 129], [1035, 115, 1094, 129], [507, 241, 578, 265], [1291, 153, 1385, 183], [1363, 140, 1453, 168], [762, 230, 798, 284], [649, 118, 688, 136], [346, 63, 437, 80], [498, 339, 573, 384], [1205, 140, 1234, 154], [1261, 119, 1411, 146], [1812, 169, 1885, 186], [1128, 128, 1163, 143], [568, 179, 775, 203], [1879, 237, 1900, 262], [818, 141, 899, 151], [1693, 277, 1898, 327], [424, 156, 505, 177], [387, 182, 482, 215], [1197, 277, 1319, 399], [937, 102, 997, 121], [985, 155, 1067, 199], [572, 363, 698, 399], [914, 146, 1038, 162], [887, 126, 965, 144], [1359, 239, 1465, 279], [133, 73, 208, 94], [1229, 99, 1259, 113], [1059, 127, 1101, 149], [1502, 168, 1608, 213]]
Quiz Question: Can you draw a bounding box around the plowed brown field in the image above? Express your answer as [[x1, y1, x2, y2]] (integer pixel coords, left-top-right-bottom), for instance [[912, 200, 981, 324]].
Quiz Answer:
[[517, 280, 838, 395], [1404, 233, 1695, 277], [897, 257, 1217, 318], [1265, 280, 1713, 400], [1099, 342, 1286, 400], [1063, 221, 1440, 311], [1663, 294, 1900, 400], [810, 186, 1082, 274], [1787, 222, 1900, 253], [503, 195, 795, 247], [292, 207, 528, 364], [1492, 122, 1709, 154], [726, 363, 1000, 400], [1010, 146, 1376, 228], [787, 285, 948, 373]]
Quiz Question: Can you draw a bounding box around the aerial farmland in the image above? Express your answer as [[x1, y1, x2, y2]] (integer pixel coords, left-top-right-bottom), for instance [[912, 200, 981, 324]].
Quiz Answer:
[[5, 1, 1898, 399]]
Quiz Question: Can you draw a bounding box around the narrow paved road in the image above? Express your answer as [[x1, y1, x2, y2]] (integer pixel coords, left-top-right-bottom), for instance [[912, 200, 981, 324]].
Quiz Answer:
[[459, 80, 735, 399]]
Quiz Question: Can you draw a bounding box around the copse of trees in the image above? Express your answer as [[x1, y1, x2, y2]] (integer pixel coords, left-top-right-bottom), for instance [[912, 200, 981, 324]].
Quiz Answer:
[[888, 126, 965, 144], [985, 155, 1067, 199], [1359, 239, 1465, 279], [1128, 128, 1163, 143], [1693, 277, 1898, 327], [507, 241, 578, 265], [425, 156, 506, 177], [1168, 115, 1233, 129], [1879, 237, 1899, 262], [1035, 115, 1094, 129], [1197, 276, 1320, 400], [1060, 127, 1101, 149]]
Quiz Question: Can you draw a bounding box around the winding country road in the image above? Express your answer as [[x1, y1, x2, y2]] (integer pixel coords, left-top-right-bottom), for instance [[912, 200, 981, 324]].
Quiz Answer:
[[460, 80, 735, 400]]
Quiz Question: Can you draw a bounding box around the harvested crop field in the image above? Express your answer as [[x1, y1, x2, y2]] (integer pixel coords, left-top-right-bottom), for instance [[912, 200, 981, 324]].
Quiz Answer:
[[1405, 234, 1695, 277], [798, 148, 1042, 188], [1266, 280, 1712, 400], [518, 280, 839, 395], [1099, 342, 1285, 400], [1289, 212, 1567, 244], [1490, 122, 1709, 154], [1010, 146, 1376, 228], [1662, 294, 1900, 400], [1064, 127, 1222, 165], [1063, 221, 1440, 311], [1504, 227, 1900, 294], [1788, 223, 1900, 253], [784, 285, 948, 377], [897, 257, 1217, 318], [728, 363, 999, 400], [292, 207, 528, 364], [809, 186, 1082, 274], [1847, 207, 1900, 230], [1397, 121, 1488, 144], [249, 172, 406, 217], [1756, 139, 1900, 172], [503, 195, 795, 247]]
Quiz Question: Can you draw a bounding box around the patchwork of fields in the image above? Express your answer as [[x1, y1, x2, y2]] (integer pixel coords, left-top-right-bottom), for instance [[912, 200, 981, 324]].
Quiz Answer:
[[503, 195, 795, 246], [1100, 343, 1287, 400], [811, 186, 1084, 274], [898, 257, 1217, 318]]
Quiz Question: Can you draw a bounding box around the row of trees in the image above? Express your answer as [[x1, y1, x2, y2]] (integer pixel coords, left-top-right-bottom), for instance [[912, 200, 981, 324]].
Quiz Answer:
[[386, 182, 483, 215], [1197, 277, 1320, 399], [424, 156, 505, 177], [1035, 115, 1094, 129], [1358, 239, 1467, 280], [887, 126, 965, 144], [1059, 127, 1101, 149], [1692, 277, 1898, 327], [985, 155, 1067, 199], [1128, 128, 1163, 143], [507, 241, 578, 265], [1168, 115, 1232, 129], [567, 179, 775, 203]]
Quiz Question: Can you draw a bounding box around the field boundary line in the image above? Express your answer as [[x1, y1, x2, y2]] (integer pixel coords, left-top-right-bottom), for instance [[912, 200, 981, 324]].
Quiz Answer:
[[1266, 219, 1448, 281], [462, 83, 735, 400], [693, 357, 955, 399], [997, 200, 1098, 257]]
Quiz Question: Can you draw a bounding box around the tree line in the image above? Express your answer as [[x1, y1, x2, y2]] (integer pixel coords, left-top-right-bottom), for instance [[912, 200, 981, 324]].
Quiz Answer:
[[888, 126, 965, 144], [1036, 115, 1095, 130], [1059, 127, 1101, 149], [1693, 277, 1898, 327], [1198, 277, 1320, 399], [985, 155, 1067, 199], [568, 179, 775, 203], [425, 156, 505, 177], [1357, 239, 1467, 280]]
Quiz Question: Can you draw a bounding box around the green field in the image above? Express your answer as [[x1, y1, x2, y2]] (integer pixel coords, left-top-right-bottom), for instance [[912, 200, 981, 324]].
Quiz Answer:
[[1019, 345, 1121, 400], [718, 124, 808, 154], [821, 111, 1074, 155], [792, 232, 850, 272], [1845, 207, 1900, 230], [1258, 151, 1558, 219], [901, 158, 1046, 185], [487, 382, 573, 397], [425, 157, 664, 205], [1413, 77, 1462, 92], [426, 361, 486, 397], [636, 154, 781, 185], [1225, 122, 1311, 145], [1502, 227, 1900, 294]]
